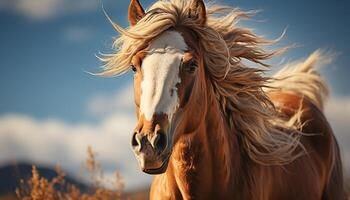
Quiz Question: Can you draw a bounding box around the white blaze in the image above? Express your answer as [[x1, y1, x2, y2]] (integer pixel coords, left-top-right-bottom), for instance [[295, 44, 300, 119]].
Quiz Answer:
[[140, 31, 187, 121]]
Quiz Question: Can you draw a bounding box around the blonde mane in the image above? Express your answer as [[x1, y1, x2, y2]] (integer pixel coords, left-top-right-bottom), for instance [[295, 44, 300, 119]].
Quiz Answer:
[[100, 0, 305, 166]]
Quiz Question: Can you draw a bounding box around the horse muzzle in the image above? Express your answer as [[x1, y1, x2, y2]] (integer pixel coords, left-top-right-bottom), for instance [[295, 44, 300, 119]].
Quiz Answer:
[[131, 128, 171, 174]]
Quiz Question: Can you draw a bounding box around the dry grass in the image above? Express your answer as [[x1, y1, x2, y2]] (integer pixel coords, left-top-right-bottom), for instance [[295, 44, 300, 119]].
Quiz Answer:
[[15, 146, 125, 200]]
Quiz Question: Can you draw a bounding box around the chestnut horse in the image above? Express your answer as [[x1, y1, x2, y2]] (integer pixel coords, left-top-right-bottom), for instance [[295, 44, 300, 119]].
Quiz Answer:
[[101, 0, 343, 199]]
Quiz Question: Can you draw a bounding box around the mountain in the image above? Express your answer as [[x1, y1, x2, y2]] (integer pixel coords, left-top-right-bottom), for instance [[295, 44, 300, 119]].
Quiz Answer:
[[0, 162, 88, 196]]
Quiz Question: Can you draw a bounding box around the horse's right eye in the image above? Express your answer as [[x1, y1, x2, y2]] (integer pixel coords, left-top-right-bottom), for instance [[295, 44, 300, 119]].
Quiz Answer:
[[131, 64, 137, 73]]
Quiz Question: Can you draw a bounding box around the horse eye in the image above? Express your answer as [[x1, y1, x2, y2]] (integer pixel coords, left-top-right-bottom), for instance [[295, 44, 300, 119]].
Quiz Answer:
[[130, 64, 137, 73]]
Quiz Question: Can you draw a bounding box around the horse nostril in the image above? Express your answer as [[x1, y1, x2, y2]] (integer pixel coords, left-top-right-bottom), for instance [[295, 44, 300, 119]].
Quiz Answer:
[[154, 130, 167, 153], [131, 131, 140, 148]]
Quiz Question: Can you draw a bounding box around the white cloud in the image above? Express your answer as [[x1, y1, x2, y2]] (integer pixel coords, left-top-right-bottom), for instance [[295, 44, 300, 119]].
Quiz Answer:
[[0, 84, 151, 190], [0, 0, 98, 20]]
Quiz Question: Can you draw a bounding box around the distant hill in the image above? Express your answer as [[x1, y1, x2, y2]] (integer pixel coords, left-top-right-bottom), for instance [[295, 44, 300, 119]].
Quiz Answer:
[[0, 163, 88, 196], [0, 162, 149, 200]]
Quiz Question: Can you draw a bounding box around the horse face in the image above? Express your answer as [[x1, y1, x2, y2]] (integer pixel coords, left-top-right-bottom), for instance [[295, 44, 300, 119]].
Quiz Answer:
[[131, 30, 199, 174]]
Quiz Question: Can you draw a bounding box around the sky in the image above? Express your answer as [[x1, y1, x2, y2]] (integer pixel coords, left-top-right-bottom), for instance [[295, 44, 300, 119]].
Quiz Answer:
[[0, 0, 349, 190]]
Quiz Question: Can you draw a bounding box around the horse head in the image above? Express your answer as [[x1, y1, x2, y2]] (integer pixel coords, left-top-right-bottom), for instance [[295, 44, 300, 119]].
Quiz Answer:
[[128, 0, 207, 174]]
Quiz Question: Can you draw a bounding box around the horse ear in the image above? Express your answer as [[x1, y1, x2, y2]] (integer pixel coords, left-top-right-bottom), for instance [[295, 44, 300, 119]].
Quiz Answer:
[[189, 0, 206, 25], [128, 0, 145, 26]]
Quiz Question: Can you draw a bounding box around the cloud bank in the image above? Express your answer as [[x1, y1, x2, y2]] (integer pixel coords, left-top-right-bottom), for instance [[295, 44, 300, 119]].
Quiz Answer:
[[0, 84, 152, 190]]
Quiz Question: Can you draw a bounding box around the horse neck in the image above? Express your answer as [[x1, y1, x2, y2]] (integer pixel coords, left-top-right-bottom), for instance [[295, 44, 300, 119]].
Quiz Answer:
[[203, 86, 243, 193], [156, 82, 243, 198]]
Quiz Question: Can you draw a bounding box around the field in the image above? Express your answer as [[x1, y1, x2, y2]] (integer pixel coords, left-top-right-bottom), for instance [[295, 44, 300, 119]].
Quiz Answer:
[[0, 147, 149, 200]]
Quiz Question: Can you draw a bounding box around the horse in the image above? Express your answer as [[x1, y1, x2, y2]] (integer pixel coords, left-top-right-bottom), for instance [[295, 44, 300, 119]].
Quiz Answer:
[[100, 0, 344, 199]]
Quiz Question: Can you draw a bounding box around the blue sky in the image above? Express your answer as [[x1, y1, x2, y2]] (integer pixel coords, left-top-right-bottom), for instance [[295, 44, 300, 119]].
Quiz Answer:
[[0, 0, 349, 122], [0, 0, 349, 190]]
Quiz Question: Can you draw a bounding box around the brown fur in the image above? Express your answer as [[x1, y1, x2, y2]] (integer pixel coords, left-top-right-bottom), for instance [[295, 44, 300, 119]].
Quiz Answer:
[[147, 55, 344, 200]]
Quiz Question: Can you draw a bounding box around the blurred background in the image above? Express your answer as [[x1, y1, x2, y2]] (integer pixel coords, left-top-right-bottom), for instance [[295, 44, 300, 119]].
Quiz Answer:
[[0, 0, 349, 198]]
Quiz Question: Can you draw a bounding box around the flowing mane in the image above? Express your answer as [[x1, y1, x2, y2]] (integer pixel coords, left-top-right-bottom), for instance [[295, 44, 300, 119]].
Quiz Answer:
[[100, 0, 306, 166]]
